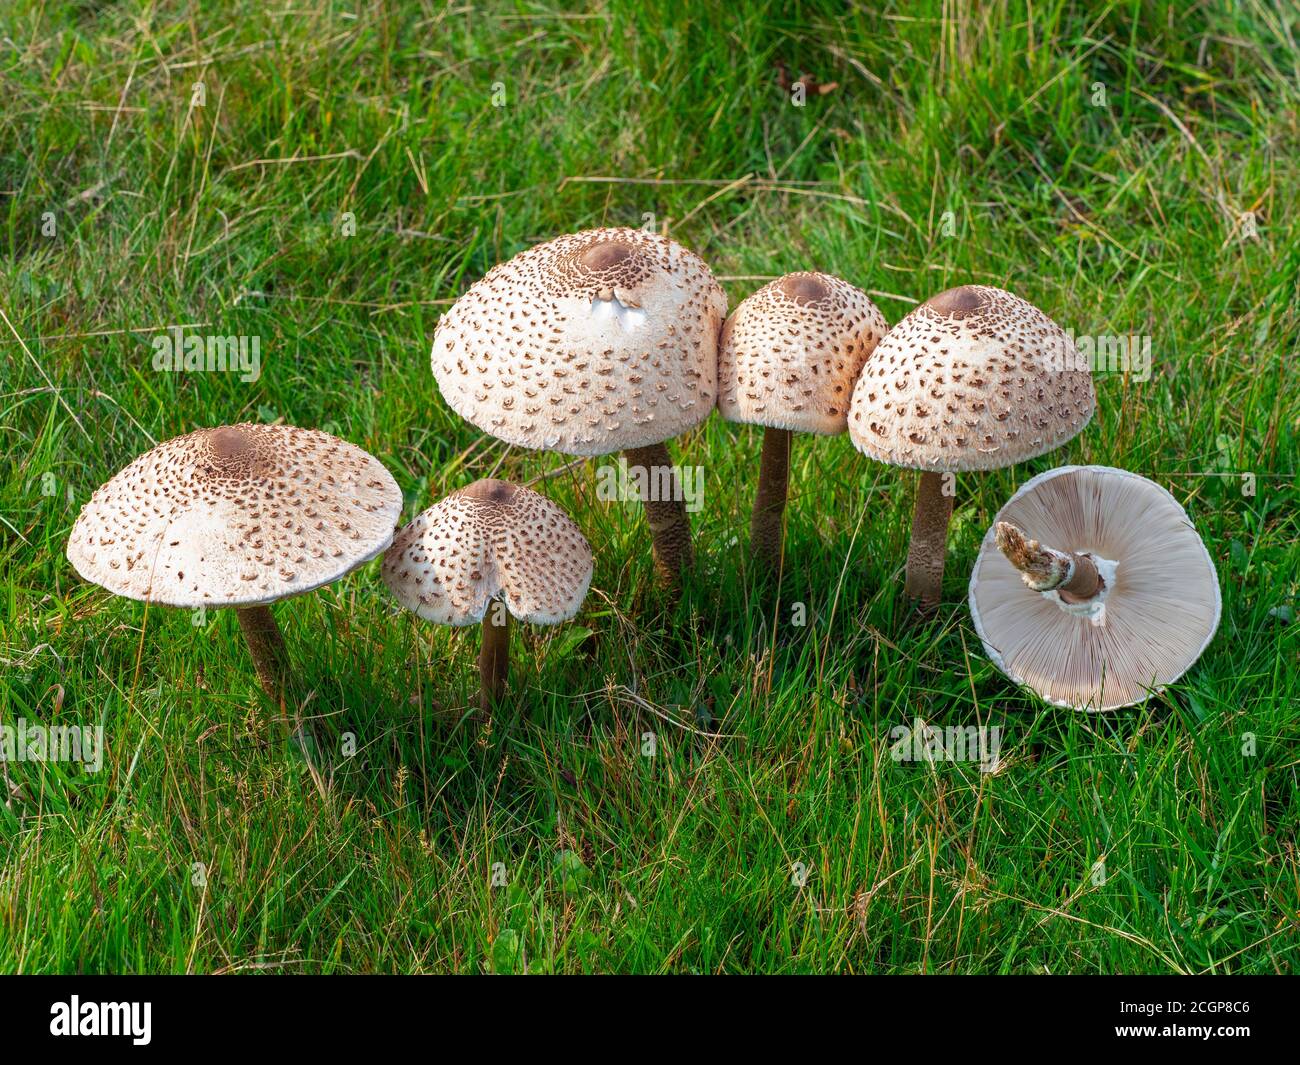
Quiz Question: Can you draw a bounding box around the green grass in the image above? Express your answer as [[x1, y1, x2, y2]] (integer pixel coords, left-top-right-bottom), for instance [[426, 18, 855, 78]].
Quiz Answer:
[[1, 0, 1297, 974]]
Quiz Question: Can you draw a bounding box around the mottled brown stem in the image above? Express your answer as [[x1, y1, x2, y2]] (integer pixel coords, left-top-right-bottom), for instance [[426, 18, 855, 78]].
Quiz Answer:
[[235, 605, 290, 708], [995, 521, 1103, 600], [624, 442, 693, 587], [478, 605, 510, 715], [904, 470, 955, 611], [750, 427, 791, 570]]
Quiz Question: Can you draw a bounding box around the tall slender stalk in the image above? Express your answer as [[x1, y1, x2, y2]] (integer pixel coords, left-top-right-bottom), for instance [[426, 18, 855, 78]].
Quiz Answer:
[[478, 605, 510, 714], [904, 470, 955, 610], [235, 605, 291, 731], [750, 427, 791, 570], [624, 442, 693, 588]]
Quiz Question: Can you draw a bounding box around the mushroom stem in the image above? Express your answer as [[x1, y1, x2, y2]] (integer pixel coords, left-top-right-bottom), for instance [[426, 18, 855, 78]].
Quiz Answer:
[[624, 442, 693, 586], [235, 605, 291, 708], [994, 521, 1103, 599], [750, 427, 791, 570], [478, 605, 510, 714], [904, 470, 955, 611]]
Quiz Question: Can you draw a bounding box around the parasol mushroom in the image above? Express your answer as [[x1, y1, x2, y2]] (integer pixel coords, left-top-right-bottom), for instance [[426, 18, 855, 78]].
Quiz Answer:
[[380, 479, 593, 714], [968, 465, 1221, 711], [66, 423, 403, 710], [848, 284, 1095, 610], [717, 271, 887, 568]]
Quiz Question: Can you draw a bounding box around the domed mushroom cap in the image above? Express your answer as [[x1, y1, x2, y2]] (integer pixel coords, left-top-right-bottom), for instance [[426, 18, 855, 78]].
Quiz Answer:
[[848, 285, 1094, 471], [430, 227, 727, 457], [66, 424, 403, 609], [381, 479, 593, 626], [969, 466, 1220, 711], [717, 272, 887, 435]]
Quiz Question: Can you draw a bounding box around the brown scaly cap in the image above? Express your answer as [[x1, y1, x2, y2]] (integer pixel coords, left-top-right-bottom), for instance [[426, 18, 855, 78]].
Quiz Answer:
[[969, 466, 1220, 711], [381, 479, 593, 626], [717, 272, 888, 435], [430, 227, 728, 456], [847, 285, 1095, 471], [66, 424, 403, 608]]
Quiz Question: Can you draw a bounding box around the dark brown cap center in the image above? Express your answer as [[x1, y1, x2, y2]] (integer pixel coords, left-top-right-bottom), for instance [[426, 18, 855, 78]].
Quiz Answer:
[[578, 241, 633, 272], [459, 478, 518, 506], [208, 425, 254, 460], [779, 274, 830, 305], [925, 285, 985, 318]]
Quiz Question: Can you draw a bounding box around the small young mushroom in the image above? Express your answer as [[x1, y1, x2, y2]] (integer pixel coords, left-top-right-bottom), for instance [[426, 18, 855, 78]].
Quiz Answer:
[[430, 227, 726, 590], [847, 284, 1096, 610], [380, 479, 593, 714], [65, 424, 403, 710], [717, 272, 887, 568], [968, 465, 1220, 711]]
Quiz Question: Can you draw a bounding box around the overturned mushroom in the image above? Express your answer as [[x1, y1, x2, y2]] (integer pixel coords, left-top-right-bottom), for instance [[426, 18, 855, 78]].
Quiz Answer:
[[66, 424, 403, 709], [717, 272, 887, 567], [430, 227, 726, 589], [381, 479, 593, 713], [969, 465, 1220, 711], [847, 284, 1095, 610]]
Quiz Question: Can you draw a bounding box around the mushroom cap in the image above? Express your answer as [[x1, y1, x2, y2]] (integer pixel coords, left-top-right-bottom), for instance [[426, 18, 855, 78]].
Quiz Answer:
[[847, 285, 1095, 471], [381, 479, 593, 626], [66, 424, 403, 609], [717, 272, 888, 435], [430, 227, 727, 456], [969, 465, 1220, 711]]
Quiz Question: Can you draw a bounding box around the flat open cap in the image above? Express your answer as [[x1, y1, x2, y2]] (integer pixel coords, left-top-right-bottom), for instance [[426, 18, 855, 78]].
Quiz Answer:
[[717, 272, 887, 435], [381, 479, 593, 626], [848, 285, 1094, 471], [969, 466, 1220, 711], [431, 227, 727, 456], [66, 424, 403, 608]]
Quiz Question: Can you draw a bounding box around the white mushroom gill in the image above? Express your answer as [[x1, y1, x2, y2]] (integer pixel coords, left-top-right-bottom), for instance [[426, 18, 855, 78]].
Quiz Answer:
[[590, 294, 647, 332]]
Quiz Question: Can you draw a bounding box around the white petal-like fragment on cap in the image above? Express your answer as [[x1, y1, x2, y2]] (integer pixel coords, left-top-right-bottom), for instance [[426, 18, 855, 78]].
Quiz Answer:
[[430, 227, 727, 457], [590, 294, 648, 331], [381, 479, 593, 626], [969, 465, 1221, 712], [848, 285, 1095, 471], [717, 272, 887, 435], [65, 423, 403, 608]]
